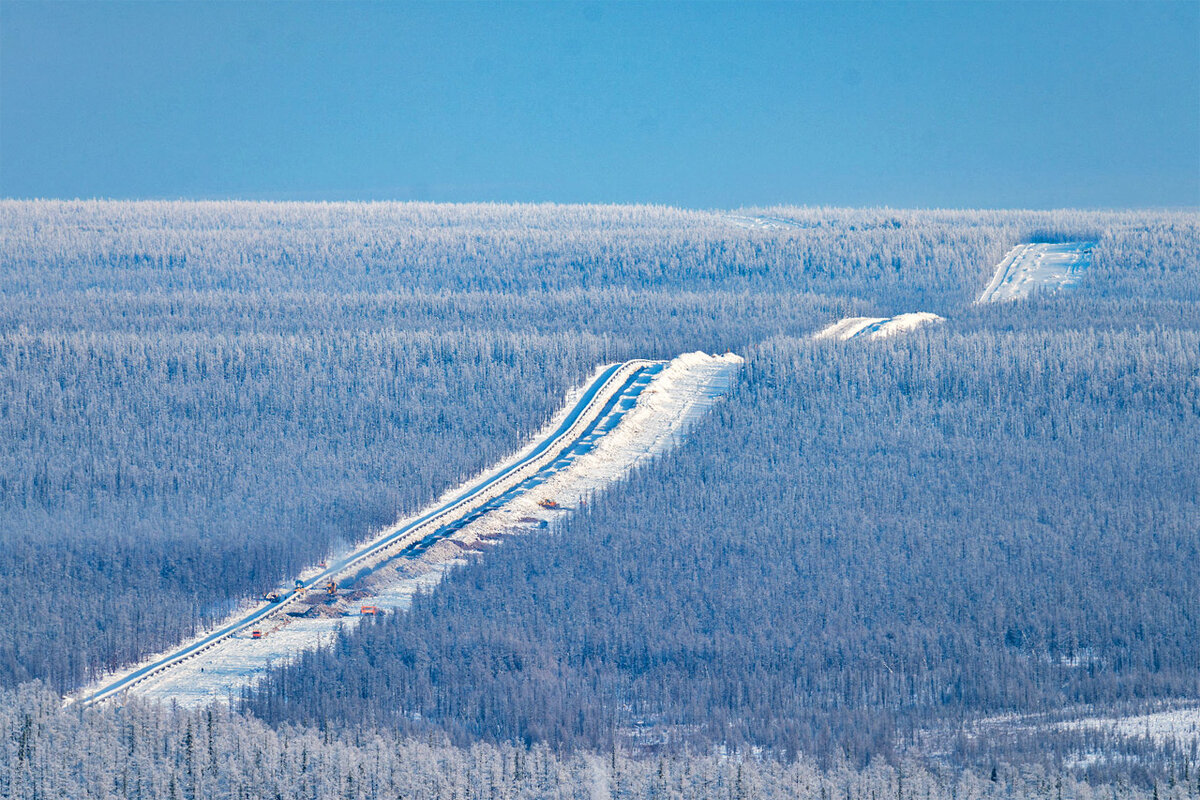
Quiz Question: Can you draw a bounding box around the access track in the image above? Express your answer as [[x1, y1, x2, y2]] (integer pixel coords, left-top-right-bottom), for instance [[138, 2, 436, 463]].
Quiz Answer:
[[76, 359, 663, 706]]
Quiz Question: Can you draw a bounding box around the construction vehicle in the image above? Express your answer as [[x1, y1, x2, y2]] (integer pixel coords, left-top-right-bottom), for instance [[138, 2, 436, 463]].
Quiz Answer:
[[250, 630, 262, 639], [537, 498, 559, 509], [294, 579, 306, 593], [325, 579, 338, 596], [360, 606, 380, 616]]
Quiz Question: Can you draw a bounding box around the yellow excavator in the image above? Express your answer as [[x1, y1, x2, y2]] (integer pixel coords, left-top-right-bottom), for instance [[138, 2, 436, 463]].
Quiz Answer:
[[265, 578, 310, 602]]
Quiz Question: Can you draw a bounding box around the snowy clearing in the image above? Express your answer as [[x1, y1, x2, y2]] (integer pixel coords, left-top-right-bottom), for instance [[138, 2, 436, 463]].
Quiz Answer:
[[976, 241, 1094, 303], [92, 352, 743, 707], [814, 312, 944, 341], [936, 704, 1200, 763], [720, 213, 812, 230], [1057, 706, 1200, 749]]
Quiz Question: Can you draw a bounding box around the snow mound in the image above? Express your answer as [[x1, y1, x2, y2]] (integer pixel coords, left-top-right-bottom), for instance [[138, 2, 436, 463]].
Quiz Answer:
[[814, 312, 944, 342]]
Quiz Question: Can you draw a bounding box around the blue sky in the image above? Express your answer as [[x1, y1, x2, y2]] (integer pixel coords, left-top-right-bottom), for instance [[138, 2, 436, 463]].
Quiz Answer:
[[2, 1, 1197, 208]]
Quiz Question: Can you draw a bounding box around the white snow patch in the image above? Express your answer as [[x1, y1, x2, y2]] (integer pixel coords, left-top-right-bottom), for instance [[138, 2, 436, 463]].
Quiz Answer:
[[120, 352, 743, 706], [813, 317, 886, 341], [814, 312, 944, 341], [872, 312, 945, 338], [976, 241, 1094, 303]]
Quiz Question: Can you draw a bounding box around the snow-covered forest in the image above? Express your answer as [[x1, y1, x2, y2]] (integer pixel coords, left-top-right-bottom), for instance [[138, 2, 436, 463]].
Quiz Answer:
[[1, 201, 1198, 795], [10, 682, 1179, 800], [251, 327, 1200, 760]]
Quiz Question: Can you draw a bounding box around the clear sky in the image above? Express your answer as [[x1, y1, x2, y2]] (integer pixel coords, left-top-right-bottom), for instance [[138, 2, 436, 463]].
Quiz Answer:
[[2, 1, 1197, 209]]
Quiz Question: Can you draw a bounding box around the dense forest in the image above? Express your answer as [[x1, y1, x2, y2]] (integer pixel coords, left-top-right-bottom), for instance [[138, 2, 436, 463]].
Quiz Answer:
[[3, 683, 1193, 800], [4, 199, 1139, 690], [1, 201, 1197, 791], [248, 327, 1200, 760]]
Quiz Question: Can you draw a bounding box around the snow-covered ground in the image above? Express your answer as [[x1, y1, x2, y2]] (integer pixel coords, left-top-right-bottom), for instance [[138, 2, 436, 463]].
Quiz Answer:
[[976, 241, 1094, 303], [1057, 706, 1200, 749], [119, 352, 743, 706], [930, 704, 1200, 767], [814, 312, 944, 341], [720, 213, 811, 230]]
